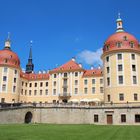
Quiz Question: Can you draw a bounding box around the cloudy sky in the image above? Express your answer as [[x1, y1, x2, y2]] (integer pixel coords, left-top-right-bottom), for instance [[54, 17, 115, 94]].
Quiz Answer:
[[0, 0, 140, 71]]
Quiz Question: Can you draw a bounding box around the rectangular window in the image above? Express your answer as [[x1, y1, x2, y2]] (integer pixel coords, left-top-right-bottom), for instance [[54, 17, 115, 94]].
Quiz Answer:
[[4, 67, 8, 73], [40, 82, 43, 87], [53, 81, 56, 86], [100, 87, 104, 93], [92, 87, 95, 94], [21, 89, 23, 95], [121, 114, 126, 123], [22, 82, 24, 86], [118, 64, 123, 71], [14, 70, 17, 74], [40, 90, 42, 95], [107, 95, 111, 102], [29, 83, 32, 87], [14, 78, 16, 83], [75, 72, 78, 77], [34, 90, 37, 95], [75, 80, 78, 85], [46, 82, 48, 87], [25, 90, 27, 95], [64, 73, 67, 77], [92, 79, 95, 84], [75, 88, 78, 94], [29, 90, 31, 96], [54, 74, 57, 78], [3, 76, 7, 82], [131, 54, 135, 60], [134, 93, 138, 101], [107, 77, 110, 86], [117, 54, 122, 60], [133, 76, 137, 84], [13, 86, 16, 92], [25, 83, 28, 87], [119, 93, 124, 101], [53, 89, 56, 95], [118, 76, 123, 84], [35, 83, 37, 87], [45, 89, 48, 95], [132, 65, 136, 71], [63, 79, 67, 85], [135, 115, 140, 123], [2, 84, 6, 91], [94, 115, 99, 123], [100, 79, 103, 84], [107, 67, 110, 73], [106, 56, 109, 62], [84, 79, 88, 85], [84, 88, 88, 94]]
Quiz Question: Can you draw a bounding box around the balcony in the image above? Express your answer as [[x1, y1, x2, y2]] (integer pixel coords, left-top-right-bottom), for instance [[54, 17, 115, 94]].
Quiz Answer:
[[59, 93, 71, 98]]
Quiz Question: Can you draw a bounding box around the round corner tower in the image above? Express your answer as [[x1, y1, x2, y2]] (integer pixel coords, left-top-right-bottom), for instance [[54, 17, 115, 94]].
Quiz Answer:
[[101, 14, 140, 104], [0, 37, 21, 103]]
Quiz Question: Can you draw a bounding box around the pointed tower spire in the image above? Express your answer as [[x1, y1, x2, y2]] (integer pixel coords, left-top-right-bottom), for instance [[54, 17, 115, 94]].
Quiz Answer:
[[4, 32, 11, 49], [26, 41, 34, 74], [116, 13, 124, 32], [29, 40, 33, 59]]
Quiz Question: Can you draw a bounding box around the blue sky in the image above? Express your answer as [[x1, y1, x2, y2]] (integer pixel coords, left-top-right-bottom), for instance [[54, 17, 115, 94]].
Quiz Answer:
[[0, 0, 140, 72]]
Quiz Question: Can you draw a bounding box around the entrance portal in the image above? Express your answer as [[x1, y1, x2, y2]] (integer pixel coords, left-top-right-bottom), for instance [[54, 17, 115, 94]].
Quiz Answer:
[[62, 99, 68, 103], [107, 114, 113, 124], [24, 112, 33, 123]]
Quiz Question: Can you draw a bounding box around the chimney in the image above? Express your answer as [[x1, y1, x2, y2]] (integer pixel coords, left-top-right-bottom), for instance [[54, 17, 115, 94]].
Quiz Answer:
[[72, 57, 76, 62], [79, 63, 82, 68]]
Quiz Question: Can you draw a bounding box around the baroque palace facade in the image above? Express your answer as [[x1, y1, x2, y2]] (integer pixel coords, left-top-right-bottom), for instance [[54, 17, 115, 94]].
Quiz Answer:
[[0, 15, 140, 105]]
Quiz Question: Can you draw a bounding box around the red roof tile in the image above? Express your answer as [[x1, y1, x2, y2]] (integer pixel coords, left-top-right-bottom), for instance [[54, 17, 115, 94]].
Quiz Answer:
[[83, 69, 103, 77], [50, 60, 84, 73], [20, 72, 50, 80]]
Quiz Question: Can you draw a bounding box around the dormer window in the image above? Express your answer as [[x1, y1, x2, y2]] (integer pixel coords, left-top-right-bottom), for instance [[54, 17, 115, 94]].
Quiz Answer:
[[4, 59, 8, 63], [123, 36, 128, 41], [106, 45, 109, 51], [130, 42, 134, 48], [116, 42, 122, 48]]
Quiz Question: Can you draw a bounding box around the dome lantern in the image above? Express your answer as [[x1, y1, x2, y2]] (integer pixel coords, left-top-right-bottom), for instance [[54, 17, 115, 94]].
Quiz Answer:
[[4, 32, 11, 50], [116, 13, 124, 32]]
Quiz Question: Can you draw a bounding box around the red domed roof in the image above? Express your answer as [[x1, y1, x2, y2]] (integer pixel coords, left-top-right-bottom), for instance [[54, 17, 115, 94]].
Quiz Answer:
[[103, 32, 140, 54], [0, 49, 20, 68]]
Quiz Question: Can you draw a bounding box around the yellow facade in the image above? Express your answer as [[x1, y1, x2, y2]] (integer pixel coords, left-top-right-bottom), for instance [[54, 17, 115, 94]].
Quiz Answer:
[[0, 15, 140, 105], [19, 67, 104, 103], [102, 51, 140, 103]]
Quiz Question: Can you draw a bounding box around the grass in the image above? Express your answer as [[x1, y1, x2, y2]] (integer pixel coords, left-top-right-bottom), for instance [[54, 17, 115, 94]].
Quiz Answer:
[[0, 124, 140, 140]]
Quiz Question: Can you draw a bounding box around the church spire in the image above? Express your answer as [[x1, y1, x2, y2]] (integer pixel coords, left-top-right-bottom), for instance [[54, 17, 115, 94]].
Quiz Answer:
[[26, 41, 34, 74], [29, 41, 32, 59], [116, 13, 124, 32], [4, 32, 11, 49]]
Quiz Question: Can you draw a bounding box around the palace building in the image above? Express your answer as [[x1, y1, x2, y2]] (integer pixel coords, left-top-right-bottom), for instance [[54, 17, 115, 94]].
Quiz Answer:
[[0, 14, 140, 105]]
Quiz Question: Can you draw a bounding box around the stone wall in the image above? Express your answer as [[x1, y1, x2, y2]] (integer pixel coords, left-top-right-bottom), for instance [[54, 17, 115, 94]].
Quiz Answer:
[[0, 106, 140, 125]]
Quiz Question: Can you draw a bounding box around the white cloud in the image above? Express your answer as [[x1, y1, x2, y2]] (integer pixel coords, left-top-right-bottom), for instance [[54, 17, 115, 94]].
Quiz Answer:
[[77, 48, 103, 66]]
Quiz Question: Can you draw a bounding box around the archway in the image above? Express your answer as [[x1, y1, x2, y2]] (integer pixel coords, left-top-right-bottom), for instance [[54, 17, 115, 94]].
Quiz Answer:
[[24, 112, 33, 123]]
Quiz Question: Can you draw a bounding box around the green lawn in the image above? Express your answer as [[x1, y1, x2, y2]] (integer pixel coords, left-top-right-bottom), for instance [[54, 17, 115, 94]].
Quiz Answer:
[[0, 124, 140, 140]]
